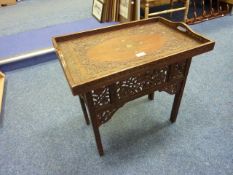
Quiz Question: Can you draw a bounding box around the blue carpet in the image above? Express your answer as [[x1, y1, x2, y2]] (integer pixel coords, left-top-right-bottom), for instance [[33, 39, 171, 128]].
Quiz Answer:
[[0, 16, 232, 175], [0, 18, 117, 59], [0, 0, 93, 36]]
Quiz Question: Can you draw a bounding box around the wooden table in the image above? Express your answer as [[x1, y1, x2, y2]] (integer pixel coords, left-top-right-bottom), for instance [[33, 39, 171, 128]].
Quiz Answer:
[[52, 17, 215, 156]]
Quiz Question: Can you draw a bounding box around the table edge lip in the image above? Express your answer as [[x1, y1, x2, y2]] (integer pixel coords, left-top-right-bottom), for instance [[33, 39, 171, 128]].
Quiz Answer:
[[52, 17, 215, 96]]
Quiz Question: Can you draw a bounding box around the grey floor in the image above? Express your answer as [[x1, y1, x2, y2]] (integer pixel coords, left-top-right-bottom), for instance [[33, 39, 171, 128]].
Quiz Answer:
[[0, 1, 233, 175], [0, 0, 92, 36]]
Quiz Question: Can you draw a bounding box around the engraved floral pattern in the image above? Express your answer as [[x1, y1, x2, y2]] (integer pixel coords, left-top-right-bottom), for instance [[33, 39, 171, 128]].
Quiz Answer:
[[58, 23, 199, 85]]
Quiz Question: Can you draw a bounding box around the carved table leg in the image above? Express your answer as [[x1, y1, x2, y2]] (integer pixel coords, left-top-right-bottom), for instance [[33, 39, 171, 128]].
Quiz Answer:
[[148, 92, 155, 100], [79, 96, 90, 125], [170, 58, 192, 123], [86, 92, 104, 156]]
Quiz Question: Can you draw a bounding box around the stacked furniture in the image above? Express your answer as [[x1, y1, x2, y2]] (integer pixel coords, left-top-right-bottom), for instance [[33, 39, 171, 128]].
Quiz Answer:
[[141, 0, 190, 21], [221, 0, 233, 14]]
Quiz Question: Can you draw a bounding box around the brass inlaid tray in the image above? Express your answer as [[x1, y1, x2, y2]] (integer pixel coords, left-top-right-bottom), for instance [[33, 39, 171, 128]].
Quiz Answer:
[[52, 17, 214, 95]]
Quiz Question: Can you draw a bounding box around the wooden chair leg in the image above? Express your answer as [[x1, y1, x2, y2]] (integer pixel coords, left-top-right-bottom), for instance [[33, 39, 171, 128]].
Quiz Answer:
[[79, 96, 90, 125], [170, 58, 192, 123], [148, 92, 155, 100], [184, 0, 190, 22], [170, 0, 174, 17], [145, 0, 149, 19]]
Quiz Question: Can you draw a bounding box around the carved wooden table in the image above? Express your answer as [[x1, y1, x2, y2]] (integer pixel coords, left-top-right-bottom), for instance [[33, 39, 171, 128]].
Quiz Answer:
[[52, 17, 215, 156]]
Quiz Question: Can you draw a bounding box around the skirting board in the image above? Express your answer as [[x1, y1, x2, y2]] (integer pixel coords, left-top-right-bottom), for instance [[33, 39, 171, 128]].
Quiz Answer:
[[0, 48, 55, 65]]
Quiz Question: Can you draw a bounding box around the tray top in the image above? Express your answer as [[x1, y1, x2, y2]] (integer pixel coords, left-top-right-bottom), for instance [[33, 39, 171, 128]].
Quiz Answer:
[[53, 17, 214, 95]]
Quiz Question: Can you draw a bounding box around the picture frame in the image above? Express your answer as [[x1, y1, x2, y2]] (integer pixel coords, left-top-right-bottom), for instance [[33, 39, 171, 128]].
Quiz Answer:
[[119, 0, 136, 22], [92, 0, 104, 22]]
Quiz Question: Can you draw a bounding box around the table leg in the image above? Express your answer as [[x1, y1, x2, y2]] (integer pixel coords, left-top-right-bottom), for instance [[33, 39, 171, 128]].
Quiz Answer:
[[91, 119, 104, 156], [148, 92, 155, 100], [79, 96, 90, 125], [170, 58, 192, 123], [86, 92, 104, 156]]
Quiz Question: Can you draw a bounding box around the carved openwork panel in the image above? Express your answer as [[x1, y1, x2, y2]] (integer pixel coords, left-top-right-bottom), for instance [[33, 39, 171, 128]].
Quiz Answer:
[[170, 61, 187, 80], [91, 87, 111, 108], [96, 108, 118, 126], [89, 61, 187, 106], [88, 61, 187, 126], [160, 83, 181, 95], [116, 66, 169, 99]]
